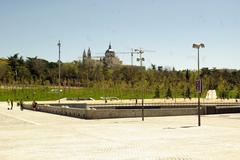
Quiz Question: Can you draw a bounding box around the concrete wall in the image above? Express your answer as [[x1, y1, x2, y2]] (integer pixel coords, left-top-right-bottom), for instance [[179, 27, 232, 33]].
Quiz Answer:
[[23, 104, 198, 119], [23, 104, 86, 118], [85, 108, 197, 119]]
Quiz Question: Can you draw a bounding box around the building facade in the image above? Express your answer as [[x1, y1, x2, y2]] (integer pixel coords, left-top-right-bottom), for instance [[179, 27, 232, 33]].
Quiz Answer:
[[82, 44, 122, 67]]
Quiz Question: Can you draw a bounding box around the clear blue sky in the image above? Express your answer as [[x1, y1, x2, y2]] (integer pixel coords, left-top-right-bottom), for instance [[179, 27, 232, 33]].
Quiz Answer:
[[1, 0, 240, 70]]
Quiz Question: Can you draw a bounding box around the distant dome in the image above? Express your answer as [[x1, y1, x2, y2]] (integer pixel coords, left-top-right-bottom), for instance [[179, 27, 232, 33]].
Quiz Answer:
[[103, 43, 122, 67], [105, 43, 116, 56]]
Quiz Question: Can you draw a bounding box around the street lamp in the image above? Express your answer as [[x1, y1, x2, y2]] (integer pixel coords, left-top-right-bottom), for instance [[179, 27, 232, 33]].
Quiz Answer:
[[57, 40, 61, 103], [135, 48, 145, 121], [192, 43, 205, 126]]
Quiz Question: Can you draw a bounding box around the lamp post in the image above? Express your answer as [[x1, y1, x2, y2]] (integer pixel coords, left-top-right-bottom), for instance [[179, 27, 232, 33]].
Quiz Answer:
[[57, 40, 61, 104], [192, 43, 205, 126], [135, 48, 145, 121]]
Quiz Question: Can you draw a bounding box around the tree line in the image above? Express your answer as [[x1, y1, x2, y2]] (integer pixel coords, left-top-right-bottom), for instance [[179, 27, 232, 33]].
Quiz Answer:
[[1, 53, 240, 99]]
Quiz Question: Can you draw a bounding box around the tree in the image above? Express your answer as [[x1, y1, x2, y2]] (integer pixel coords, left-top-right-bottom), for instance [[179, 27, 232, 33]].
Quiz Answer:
[[235, 85, 240, 99], [185, 87, 191, 99], [235, 91, 240, 99], [165, 86, 172, 99], [157, 66, 163, 72], [8, 53, 24, 82], [26, 57, 49, 84], [93, 64, 104, 82], [2, 53, 240, 100], [61, 62, 78, 86], [217, 79, 229, 99], [186, 69, 190, 82], [0, 59, 9, 83], [46, 62, 58, 85], [154, 85, 160, 98], [103, 60, 110, 81], [151, 64, 156, 70]]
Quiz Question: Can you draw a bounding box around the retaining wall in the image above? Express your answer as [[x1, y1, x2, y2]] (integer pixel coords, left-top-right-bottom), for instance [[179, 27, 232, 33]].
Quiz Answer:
[[23, 104, 198, 119], [23, 104, 86, 118], [85, 108, 197, 119]]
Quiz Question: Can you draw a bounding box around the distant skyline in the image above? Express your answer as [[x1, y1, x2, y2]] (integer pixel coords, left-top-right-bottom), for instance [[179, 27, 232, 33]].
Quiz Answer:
[[1, 0, 240, 70]]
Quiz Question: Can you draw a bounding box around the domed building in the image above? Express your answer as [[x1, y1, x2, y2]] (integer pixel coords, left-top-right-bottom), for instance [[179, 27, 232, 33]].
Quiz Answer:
[[103, 43, 122, 67], [82, 43, 122, 67]]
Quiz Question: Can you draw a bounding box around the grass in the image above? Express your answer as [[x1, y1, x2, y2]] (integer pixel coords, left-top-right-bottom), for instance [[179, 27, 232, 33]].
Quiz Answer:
[[1, 85, 236, 102], [0, 86, 156, 101]]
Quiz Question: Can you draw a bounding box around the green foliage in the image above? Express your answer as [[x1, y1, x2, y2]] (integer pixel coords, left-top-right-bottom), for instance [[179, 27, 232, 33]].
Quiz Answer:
[[185, 87, 191, 99], [217, 78, 230, 99], [154, 85, 160, 98], [0, 86, 155, 101], [165, 87, 172, 99], [185, 69, 190, 82], [1, 54, 240, 100], [235, 92, 240, 99]]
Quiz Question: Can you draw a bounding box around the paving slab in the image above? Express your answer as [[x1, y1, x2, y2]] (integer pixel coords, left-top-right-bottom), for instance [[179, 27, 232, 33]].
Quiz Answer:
[[0, 103, 240, 160]]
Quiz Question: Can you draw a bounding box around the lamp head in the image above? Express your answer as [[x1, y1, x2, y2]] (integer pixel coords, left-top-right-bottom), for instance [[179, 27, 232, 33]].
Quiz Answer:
[[193, 43, 205, 49], [57, 40, 61, 46]]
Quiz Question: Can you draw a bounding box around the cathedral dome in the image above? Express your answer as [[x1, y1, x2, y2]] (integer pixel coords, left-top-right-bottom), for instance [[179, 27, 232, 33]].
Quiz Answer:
[[105, 43, 115, 56], [103, 43, 122, 67]]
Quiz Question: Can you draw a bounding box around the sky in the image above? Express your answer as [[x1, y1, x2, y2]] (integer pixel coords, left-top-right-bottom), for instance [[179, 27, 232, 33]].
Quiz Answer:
[[0, 0, 240, 70]]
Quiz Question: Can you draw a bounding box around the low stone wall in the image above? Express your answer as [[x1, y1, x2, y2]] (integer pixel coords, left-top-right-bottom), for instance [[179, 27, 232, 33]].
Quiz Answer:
[[22, 103, 240, 119], [23, 104, 198, 119], [23, 104, 86, 118], [216, 106, 240, 114], [85, 108, 197, 119]]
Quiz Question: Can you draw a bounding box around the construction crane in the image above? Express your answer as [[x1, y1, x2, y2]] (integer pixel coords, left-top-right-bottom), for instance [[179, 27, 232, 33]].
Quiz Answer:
[[96, 49, 154, 66], [116, 49, 137, 66], [117, 48, 155, 66], [95, 47, 137, 65]]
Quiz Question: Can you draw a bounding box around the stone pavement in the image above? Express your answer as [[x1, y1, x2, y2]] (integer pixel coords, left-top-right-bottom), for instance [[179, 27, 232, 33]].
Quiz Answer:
[[0, 103, 240, 160]]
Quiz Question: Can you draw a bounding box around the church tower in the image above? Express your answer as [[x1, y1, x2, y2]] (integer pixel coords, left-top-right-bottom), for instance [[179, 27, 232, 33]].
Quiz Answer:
[[87, 48, 91, 59], [82, 49, 87, 61]]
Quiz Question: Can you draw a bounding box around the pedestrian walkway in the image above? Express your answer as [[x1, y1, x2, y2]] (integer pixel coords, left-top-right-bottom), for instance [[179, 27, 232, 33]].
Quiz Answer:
[[0, 103, 240, 160]]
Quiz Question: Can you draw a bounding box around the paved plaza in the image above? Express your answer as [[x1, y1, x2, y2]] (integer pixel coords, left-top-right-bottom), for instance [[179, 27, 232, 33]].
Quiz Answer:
[[0, 102, 240, 160]]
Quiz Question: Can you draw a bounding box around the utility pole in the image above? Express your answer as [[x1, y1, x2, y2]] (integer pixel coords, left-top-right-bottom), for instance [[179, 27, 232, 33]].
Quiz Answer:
[[57, 40, 61, 103], [135, 48, 145, 121]]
